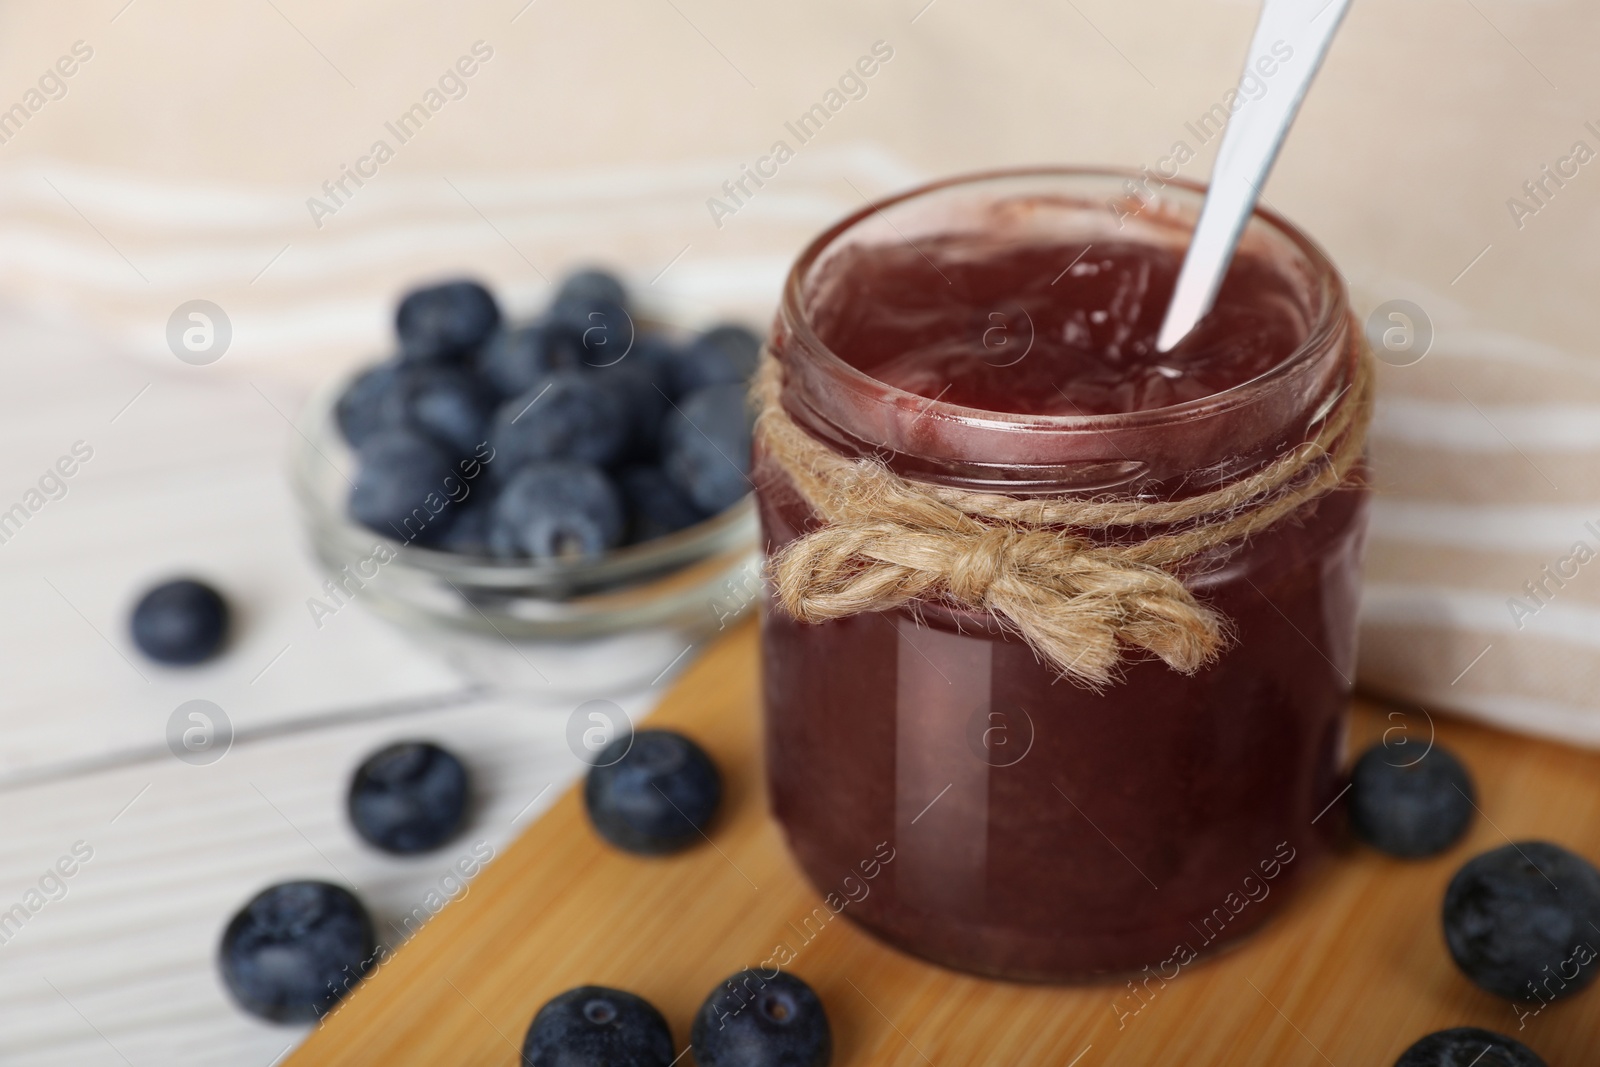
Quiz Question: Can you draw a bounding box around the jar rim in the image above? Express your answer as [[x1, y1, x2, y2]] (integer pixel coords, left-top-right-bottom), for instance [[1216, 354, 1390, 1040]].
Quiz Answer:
[[777, 166, 1350, 436]]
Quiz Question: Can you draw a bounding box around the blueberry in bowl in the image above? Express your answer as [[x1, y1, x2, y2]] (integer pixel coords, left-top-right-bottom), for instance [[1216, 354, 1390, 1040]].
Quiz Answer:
[[347, 428, 462, 545], [663, 383, 755, 515], [291, 268, 761, 671], [488, 462, 627, 560], [479, 321, 586, 398], [490, 371, 630, 471], [616, 465, 705, 542], [676, 323, 761, 393], [218, 880, 376, 1024], [336, 360, 406, 450], [395, 279, 500, 364], [552, 266, 630, 311], [334, 268, 757, 566]]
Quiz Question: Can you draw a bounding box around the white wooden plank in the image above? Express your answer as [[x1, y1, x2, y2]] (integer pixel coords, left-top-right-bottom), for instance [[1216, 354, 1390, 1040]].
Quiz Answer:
[[0, 689, 658, 1066], [0, 311, 473, 779]]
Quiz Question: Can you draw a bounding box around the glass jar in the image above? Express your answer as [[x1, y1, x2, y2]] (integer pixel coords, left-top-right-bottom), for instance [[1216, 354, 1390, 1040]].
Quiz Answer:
[[756, 169, 1369, 982]]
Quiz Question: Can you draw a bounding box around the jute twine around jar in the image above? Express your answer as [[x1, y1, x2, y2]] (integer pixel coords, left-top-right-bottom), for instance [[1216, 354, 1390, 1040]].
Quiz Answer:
[[754, 344, 1376, 688]]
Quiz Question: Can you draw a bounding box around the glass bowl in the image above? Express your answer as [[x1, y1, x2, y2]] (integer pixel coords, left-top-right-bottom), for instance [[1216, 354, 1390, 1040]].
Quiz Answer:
[[290, 367, 761, 695]]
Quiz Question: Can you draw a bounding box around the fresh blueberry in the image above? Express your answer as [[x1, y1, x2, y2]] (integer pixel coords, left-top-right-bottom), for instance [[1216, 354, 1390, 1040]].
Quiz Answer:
[[1348, 742, 1476, 858], [691, 969, 832, 1067], [491, 372, 630, 470], [218, 881, 376, 1024], [479, 322, 587, 398], [349, 429, 457, 544], [584, 729, 721, 855], [624, 335, 686, 392], [1394, 1027, 1546, 1067], [340, 362, 493, 457], [392, 364, 496, 458], [553, 268, 629, 313], [550, 298, 636, 369], [348, 741, 470, 854], [1443, 841, 1600, 1001], [396, 279, 500, 363], [663, 384, 752, 514], [697, 323, 762, 363], [335, 360, 404, 448], [488, 462, 625, 560], [521, 985, 674, 1067], [592, 361, 670, 460], [617, 466, 706, 543], [674, 324, 761, 394], [437, 498, 494, 556], [130, 578, 229, 665]]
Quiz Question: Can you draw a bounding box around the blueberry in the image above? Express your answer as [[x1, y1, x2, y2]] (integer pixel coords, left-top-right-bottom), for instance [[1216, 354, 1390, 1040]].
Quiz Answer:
[[1348, 742, 1476, 858], [348, 741, 470, 854], [130, 578, 229, 665], [1394, 1027, 1546, 1067], [675, 324, 761, 394], [335, 360, 404, 448], [491, 372, 630, 470], [550, 298, 635, 369], [663, 384, 752, 514], [479, 322, 587, 398], [697, 323, 762, 363], [553, 268, 629, 312], [593, 361, 670, 460], [617, 466, 706, 543], [584, 729, 721, 854], [1443, 841, 1600, 1001], [488, 462, 624, 560], [521, 985, 674, 1067], [691, 969, 831, 1067], [349, 430, 458, 544], [623, 335, 687, 397], [393, 364, 496, 457], [340, 362, 494, 457], [218, 881, 376, 1024], [396, 279, 500, 363], [437, 498, 494, 556]]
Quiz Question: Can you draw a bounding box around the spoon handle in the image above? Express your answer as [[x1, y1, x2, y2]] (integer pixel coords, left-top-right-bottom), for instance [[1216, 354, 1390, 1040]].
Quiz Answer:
[[1155, 0, 1354, 352]]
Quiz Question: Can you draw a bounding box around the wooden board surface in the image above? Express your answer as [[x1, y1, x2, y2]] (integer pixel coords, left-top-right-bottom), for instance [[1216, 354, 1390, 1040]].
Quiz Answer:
[[289, 620, 1600, 1067]]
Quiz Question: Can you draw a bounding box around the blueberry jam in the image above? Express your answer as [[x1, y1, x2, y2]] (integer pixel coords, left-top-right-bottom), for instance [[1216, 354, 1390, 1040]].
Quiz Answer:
[[758, 172, 1369, 981], [807, 236, 1304, 415]]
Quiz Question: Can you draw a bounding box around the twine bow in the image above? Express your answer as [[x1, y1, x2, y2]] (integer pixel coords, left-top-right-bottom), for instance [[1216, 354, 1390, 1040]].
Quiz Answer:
[[756, 345, 1374, 688]]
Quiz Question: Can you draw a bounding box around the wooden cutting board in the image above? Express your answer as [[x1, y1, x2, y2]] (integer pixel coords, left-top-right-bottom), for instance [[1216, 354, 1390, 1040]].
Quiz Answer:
[[288, 620, 1600, 1066]]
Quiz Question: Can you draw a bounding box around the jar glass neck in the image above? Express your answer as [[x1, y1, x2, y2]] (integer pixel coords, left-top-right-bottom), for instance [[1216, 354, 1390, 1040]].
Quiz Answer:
[[772, 169, 1353, 500]]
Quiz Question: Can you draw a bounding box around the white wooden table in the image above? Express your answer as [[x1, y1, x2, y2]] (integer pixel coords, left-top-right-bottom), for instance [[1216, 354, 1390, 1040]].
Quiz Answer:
[[0, 306, 669, 1066]]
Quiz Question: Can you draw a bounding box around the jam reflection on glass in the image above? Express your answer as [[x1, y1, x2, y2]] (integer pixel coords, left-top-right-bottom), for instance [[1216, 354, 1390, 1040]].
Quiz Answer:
[[758, 214, 1368, 982]]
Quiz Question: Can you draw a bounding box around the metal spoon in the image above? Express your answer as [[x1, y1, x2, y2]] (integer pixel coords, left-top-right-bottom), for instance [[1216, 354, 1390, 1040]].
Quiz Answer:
[[1155, 0, 1354, 352]]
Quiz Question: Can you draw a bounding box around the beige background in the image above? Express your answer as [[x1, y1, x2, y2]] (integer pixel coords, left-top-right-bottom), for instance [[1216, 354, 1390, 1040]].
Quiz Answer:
[[0, 0, 1594, 362]]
